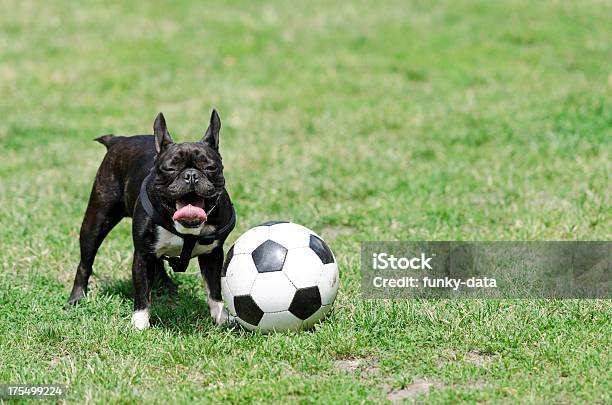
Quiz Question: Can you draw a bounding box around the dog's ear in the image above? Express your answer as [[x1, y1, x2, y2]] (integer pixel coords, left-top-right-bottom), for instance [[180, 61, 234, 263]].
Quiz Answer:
[[202, 109, 221, 150], [154, 112, 173, 153]]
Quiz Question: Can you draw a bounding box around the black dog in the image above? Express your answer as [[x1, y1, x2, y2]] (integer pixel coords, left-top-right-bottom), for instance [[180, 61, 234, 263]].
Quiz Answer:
[[67, 110, 235, 329]]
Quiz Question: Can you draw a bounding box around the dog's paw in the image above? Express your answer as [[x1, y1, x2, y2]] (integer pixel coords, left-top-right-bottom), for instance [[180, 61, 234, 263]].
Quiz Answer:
[[131, 309, 150, 330], [208, 299, 235, 326], [66, 286, 86, 307]]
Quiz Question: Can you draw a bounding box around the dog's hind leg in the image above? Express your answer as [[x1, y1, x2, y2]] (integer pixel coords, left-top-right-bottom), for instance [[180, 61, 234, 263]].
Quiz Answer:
[[67, 181, 124, 306]]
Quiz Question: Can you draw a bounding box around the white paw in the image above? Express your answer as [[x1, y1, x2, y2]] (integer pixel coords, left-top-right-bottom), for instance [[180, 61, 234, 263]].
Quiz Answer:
[[132, 309, 150, 330], [208, 299, 235, 325]]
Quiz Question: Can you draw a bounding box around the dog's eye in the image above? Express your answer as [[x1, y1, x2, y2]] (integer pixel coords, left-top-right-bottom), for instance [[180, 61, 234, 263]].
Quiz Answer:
[[204, 165, 217, 172], [161, 165, 176, 172]]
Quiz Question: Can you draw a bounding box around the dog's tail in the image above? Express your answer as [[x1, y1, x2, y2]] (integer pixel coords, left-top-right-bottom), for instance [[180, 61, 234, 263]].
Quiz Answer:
[[94, 134, 116, 149]]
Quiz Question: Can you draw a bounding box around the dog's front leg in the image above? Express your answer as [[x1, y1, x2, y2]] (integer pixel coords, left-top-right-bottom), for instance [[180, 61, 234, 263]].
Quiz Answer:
[[131, 250, 155, 330], [198, 247, 233, 325]]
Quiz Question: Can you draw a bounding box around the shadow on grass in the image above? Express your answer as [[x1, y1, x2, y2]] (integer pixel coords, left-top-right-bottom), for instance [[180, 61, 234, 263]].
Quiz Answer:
[[98, 277, 215, 334]]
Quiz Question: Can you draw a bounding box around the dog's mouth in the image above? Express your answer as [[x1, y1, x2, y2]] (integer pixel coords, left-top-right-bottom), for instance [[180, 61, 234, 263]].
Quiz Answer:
[[172, 192, 206, 227]]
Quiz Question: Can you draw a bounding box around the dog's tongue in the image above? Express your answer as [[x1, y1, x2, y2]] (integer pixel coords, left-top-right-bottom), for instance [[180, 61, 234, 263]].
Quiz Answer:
[[173, 204, 207, 222]]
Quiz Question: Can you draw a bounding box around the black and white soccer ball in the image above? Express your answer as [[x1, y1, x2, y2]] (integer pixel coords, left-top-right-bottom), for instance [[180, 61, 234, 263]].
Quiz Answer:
[[221, 221, 339, 332]]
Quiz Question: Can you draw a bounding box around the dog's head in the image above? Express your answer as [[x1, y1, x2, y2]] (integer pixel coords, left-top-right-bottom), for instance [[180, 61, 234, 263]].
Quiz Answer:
[[150, 110, 225, 229]]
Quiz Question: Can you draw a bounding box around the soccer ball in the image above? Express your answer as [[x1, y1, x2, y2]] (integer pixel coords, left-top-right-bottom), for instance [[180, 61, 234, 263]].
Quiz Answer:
[[221, 221, 339, 332]]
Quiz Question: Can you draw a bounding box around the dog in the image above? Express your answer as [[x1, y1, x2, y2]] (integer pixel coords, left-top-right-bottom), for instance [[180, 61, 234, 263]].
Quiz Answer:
[[67, 110, 235, 330]]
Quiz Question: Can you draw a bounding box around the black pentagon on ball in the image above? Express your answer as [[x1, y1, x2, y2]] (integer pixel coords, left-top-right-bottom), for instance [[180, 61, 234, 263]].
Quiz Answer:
[[289, 286, 322, 320], [234, 295, 264, 326], [221, 245, 234, 277], [309, 234, 334, 264], [258, 220, 289, 226], [251, 240, 287, 273]]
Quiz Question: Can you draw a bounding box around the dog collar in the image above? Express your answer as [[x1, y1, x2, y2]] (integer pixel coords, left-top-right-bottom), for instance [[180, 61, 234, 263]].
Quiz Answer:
[[139, 173, 236, 272]]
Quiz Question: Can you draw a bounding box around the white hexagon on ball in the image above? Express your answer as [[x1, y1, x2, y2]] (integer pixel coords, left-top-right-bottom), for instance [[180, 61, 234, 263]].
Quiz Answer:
[[283, 247, 324, 288], [257, 311, 303, 332], [250, 272, 296, 312], [233, 226, 270, 254], [224, 254, 258, 296], [269, 222, 313, 249]]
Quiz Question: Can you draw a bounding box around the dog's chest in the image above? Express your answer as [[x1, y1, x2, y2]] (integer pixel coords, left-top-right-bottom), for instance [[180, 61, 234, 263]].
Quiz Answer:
[[154, 225, 219, 257]]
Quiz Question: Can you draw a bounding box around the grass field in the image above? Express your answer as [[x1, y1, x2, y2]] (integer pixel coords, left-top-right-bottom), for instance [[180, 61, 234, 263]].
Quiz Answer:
[[0, 0, 610, 403]]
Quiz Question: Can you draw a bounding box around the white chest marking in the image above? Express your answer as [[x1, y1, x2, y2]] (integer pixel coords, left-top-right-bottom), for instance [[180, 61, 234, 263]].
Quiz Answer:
[[154, 223, 219, 258]]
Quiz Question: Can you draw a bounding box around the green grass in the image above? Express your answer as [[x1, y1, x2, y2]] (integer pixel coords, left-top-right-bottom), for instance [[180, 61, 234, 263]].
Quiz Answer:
[[0, 0, 610, 403]]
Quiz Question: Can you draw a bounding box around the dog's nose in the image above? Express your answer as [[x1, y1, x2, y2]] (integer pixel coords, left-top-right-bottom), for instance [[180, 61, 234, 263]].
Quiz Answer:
[[183, 169, 199, 185]]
